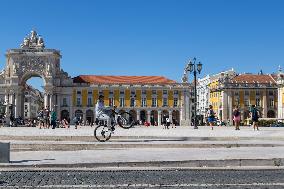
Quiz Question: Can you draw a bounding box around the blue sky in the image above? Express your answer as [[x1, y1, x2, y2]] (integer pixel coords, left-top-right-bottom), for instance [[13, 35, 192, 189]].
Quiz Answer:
[[0, 0, 284, 90]]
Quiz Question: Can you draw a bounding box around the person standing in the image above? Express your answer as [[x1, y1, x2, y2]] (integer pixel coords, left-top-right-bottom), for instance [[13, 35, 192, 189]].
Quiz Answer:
[[50, 109, 57, 129], [166, 117, 171, 129], [207, 105, 215, 130], [250, 105, 260, 131], [233, 106, 241, 130]]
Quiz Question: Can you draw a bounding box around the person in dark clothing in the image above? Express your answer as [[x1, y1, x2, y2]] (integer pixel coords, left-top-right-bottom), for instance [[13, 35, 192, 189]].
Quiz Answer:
[[250, 105, 260, 131]]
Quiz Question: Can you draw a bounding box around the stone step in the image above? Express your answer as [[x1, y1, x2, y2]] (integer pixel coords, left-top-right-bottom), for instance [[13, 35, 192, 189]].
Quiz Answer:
[[2, 135, 284, 142], [10, 143, 283, 151]]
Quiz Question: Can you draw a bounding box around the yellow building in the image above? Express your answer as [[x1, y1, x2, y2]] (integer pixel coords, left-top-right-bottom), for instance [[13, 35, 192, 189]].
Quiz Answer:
[[64, 75, 191, 126], [211, 74, 278, 124]]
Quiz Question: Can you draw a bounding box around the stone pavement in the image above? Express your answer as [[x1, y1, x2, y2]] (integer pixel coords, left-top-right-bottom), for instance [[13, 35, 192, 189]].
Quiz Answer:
[[1, 126, 284, 168]]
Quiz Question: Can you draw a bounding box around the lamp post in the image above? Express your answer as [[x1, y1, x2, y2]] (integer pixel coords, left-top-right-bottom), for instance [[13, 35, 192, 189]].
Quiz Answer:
[[186, 57, 202, 129]]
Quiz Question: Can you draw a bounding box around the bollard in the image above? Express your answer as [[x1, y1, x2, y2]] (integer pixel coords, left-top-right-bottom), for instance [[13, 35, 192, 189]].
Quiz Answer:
[[0, 142, 10, 163]]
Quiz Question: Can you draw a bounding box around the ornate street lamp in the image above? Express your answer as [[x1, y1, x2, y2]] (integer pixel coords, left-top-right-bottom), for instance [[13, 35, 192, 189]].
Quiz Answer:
[[187, 57, 202, 129]]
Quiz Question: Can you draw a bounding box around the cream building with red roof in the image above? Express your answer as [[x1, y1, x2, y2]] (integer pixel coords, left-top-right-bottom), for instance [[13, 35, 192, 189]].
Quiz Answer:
[[211, 72, 278, 124]]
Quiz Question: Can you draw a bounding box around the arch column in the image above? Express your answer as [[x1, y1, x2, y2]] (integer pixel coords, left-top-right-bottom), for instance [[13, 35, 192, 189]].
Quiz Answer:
[[136, 110, 140, 121], [158, 110, 161, 126], [147, 110, 151, 123], [44, 93, 49, 109], [169, 110, 172, 123]]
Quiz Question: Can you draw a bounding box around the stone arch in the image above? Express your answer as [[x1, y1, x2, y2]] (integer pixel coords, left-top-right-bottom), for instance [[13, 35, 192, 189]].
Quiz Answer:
[[75, 109, 83, 119], [129, 110, 137, 123], [161, 110, 169, 125], [172, 110, 180, 126], [267, 110, 275, 118], [61, 110, 69, 121], [140, 110, 147, 123], [86, 109, 94, 125], [150, 110, 158, 126]]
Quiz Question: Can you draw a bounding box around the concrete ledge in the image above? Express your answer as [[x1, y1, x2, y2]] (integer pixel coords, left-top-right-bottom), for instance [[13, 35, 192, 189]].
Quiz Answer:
[[0, 142, 10, 163], [1, 158, 284, 168]]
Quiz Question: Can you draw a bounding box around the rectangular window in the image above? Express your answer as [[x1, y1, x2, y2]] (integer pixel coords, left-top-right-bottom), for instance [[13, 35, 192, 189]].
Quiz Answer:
[[163, 98, 168, 106], [163, 90, 168, 95], [130, 98, 135, 107], [77, 91, 81, 95], [234, 91, 239, 96], [244, 91, 249, 96], [174, 98, 178, 107], [142, 98, 147, 107], [234, 98, 239, 106], [76, 98, 81, 106], [269, 91, 274, 96], [88, 91, 92, 95], [152, 98, 157, 107], [109, 91, 113, 95], [152, 90, 157, 95], [119, 98, 125, 107], [244, 98, 249, 106], [24, 105, 28, 110], [269, 98, 274, 107], [63, 98, 67, 106], [120, 90, 125, 95], [131, 91, 135, 95], [256, 98, 261, 107], [142, 90, 146, 95], [87, 97, 92, 106], [174, 90, 179, 95], [256, 90, 260, 96], [109, 98, 114, 107]]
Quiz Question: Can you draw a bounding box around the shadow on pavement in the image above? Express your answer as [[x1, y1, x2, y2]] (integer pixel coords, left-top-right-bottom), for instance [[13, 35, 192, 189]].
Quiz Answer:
[[10, 159, 55, 163]]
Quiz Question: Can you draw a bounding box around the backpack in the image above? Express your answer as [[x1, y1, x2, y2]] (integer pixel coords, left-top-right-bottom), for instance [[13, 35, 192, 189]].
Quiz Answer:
[[233, 110, 240, 117], [209, 109, 214, 118], [252, 109, 259, 119]]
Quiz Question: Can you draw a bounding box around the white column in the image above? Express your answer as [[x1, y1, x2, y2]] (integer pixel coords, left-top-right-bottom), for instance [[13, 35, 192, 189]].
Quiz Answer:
[[147, 110, 151, 123], [56, 94, 61, 120], [136, 110, 140, 121], [49, 94, 53, 110], [228, 91, 233, 125], [169, 110, 173, 123], [158, 110, 161, 126], [222, 91, 228, 122], [14, 94, 17, 118], [263, 90, 267, 118], [44, 93, 48, 109]]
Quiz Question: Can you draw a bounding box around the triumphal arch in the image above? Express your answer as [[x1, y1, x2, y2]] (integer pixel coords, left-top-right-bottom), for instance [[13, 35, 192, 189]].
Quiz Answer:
[[0, 30, 73, 121]]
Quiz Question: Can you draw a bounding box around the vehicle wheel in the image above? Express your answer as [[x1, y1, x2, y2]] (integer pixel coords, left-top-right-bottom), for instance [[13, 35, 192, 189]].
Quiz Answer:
[[94, 125, 111, 142], [117, 112, 135, 129]]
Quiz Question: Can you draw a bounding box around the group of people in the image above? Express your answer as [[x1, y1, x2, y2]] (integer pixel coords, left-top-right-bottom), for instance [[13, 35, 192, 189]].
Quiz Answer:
[[37, 107, 57, 129], [207, 104, 260, 130]]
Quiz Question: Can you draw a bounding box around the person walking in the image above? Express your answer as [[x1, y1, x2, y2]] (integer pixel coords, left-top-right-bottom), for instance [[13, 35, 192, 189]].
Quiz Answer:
[[233, 106, 241, 130], [50, 109, 57, 129], [166, 117, 171, 129], [250, 105, 260, 131], [207, 105, 215, 130]]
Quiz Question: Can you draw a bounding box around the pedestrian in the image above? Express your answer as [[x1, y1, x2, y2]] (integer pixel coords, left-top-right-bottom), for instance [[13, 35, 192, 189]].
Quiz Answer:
[[250, 105, 260, 131], [73, 116, 79, 129], [207, 105, 215, 130], [50, 109, 57, 129], [166, 117, 170, 129], [233, 106, 241, 130]]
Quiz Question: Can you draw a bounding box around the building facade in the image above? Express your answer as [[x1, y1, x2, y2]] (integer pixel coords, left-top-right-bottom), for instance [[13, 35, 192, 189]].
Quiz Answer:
[[196, 75, 210, 123], [211, 73, 278, 124], [0, 30, 192, 126]]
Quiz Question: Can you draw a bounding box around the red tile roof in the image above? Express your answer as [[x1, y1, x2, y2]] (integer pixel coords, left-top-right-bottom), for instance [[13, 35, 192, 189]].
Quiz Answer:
[[73, 75, 177, 84], [231, 74, 276, 84]]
